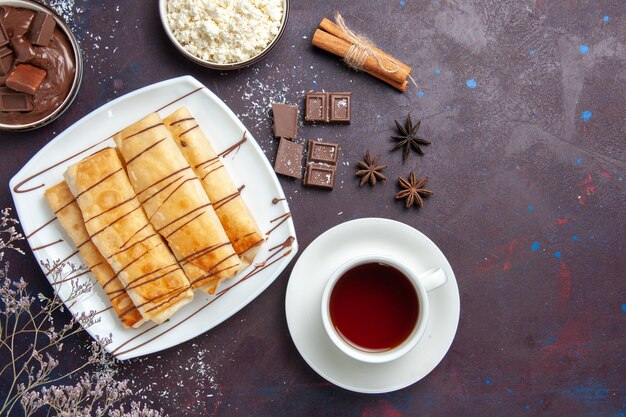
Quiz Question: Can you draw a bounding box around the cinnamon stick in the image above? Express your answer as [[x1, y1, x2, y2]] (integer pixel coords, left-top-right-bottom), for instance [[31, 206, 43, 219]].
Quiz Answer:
[[311, 29, 407, 86], [319, 18, 412, 77], [365, 66, 408, 92], [311, 29, 407, 91]]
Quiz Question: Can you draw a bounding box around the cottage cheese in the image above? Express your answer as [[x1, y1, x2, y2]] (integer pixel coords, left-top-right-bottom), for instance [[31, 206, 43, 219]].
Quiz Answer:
[[167, 0, 284, 64]]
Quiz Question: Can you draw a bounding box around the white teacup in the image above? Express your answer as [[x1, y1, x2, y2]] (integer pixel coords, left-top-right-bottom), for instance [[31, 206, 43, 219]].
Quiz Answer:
[[321, 255, 448, 363]]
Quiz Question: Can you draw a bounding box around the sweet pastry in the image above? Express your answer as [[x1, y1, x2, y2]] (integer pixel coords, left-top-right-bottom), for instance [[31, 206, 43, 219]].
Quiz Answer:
[[113, 114, 241, 293], [44, 181, 145, 328], [164, 107, 263, 256], [64, 148, 194, 324]]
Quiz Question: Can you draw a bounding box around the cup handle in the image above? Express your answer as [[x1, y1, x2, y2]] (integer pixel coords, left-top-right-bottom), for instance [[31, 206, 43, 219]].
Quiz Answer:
[[417, 268, 448, 292]]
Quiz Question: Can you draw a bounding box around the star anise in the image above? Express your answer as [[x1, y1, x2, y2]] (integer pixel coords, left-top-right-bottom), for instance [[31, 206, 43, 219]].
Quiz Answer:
[[391, 114, 430, 162], [355, 150, 387, 186], [395, 172, 433, 208]]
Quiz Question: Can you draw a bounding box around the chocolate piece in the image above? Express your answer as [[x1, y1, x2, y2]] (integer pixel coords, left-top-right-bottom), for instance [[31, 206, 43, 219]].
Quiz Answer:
[[303, 92, 352, 124], [0, 47, 13, 76], [272, 103, 298, 139], [307, 140, 339, 164], [274, 137, 303, 178], [329, 93, 351, 123], [0, 87, 33, 112], [6, 64, 47, 94], [304, 139, 339, 190], [10, 36, 35, 63], [29, 12, 56, 47], [0, 19, 8, 48], [304, 92, 328, 123], [304, 163, 336, 190]]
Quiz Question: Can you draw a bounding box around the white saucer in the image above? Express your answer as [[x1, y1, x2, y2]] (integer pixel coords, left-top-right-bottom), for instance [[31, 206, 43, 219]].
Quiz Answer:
[[285, 218, 460, 394]]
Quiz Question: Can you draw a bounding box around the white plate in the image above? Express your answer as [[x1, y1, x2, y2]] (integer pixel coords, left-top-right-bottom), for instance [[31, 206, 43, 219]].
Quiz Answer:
[[285, 218, 459, 393], [10, 76, 298, 360]]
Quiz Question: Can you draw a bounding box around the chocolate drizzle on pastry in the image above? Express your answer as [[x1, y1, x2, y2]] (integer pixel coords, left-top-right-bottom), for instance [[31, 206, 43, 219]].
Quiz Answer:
[[271, 197, 285, 205], [13, 87, 204, 195], [266, 212, 292, 237], [111, 230, 295, 357], [18, 88, 295, 352], [31, 238, 63, 251]]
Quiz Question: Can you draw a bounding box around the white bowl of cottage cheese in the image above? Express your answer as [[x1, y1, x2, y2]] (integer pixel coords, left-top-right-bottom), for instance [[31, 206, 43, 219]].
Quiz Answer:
[[160, 0, 289, 69]]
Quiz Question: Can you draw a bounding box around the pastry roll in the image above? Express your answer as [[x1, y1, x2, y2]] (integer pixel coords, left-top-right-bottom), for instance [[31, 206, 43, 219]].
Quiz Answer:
[[44, 181, 145, 328], [64, 148, 193, 324], [164, 107, 263, 256], [113, 114, 241, 293]]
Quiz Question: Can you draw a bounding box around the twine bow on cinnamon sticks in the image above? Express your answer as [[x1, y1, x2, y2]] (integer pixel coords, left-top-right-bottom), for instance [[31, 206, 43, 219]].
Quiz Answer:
[[312, 13, 414, 92]]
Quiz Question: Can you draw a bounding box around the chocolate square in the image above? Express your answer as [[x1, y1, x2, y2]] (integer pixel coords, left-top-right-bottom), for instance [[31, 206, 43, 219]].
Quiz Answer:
[[307, 140, 339, 164], [11, 37, 35, 63], [329, 93, 351, 124], [304, 92, 328, 123], [0, 47, 13, 76], [6, 64, 47, 95], [304, 163, 336, 190], [274, 138, 303, 178], [29, 12, 56, 47], [0, 87, 33, 112], [272, 103, 298, 139], [0, 19, 8, 48]]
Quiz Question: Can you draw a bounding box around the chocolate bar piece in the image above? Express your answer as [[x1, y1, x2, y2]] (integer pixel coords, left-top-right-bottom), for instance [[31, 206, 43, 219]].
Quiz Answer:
[[0, 19, 8, 48], [0, 87, 33, 112], [272, 103, 298, 139], [329, 93, 351, 124], [304, 92, 351, 124], [11, 37, 35, 63], [29, 12, 56, 47], [0, 47, 13, 76], [304, 139, 340, 190], [307, 140, 339, 164], [274, 137, 303, 178], [304, 163, 336, 190], [304, 92, 328, 123], [6, 64, 47, 94]]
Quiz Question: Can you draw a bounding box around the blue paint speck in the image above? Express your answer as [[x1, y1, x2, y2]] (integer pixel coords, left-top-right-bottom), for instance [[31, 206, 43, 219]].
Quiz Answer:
[[580, 110, 592, 122], [485, 379, 491, 385], [531, 241, 540, 252], [579, 45, 589, 55], [621, 304, 626, 313], [603, 16, 609, 23], [527, 205, 534, 212], [573, 235, 578, 241], [576, 158, 582, 164], [542, 335, 557, 346], [570, 385, 609, 400], [435, 68, 441, 74], [524, 405, 530, 411], [554, 251, 561, 259], [529, 50, 536, 55], [417, 91, 424, 97], [466, 79, 477, 89], [400, 0, 406, 6]]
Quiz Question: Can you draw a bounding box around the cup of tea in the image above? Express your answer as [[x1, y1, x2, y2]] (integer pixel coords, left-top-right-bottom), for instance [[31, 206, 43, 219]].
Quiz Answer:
[[321, 255, 448, 363]]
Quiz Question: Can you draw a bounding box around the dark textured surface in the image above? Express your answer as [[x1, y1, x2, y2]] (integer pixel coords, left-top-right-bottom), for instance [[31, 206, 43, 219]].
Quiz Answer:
[[1, 0, 625, 416]]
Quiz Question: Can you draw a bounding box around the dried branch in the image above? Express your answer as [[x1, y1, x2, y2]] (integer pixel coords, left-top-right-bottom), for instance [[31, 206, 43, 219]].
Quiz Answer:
[[0, 208, 165, 417]]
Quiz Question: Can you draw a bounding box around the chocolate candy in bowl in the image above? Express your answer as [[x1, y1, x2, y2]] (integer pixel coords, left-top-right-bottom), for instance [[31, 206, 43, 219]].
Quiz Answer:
[[0, 0, 82, 131], [159, 0, 289, 70]]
